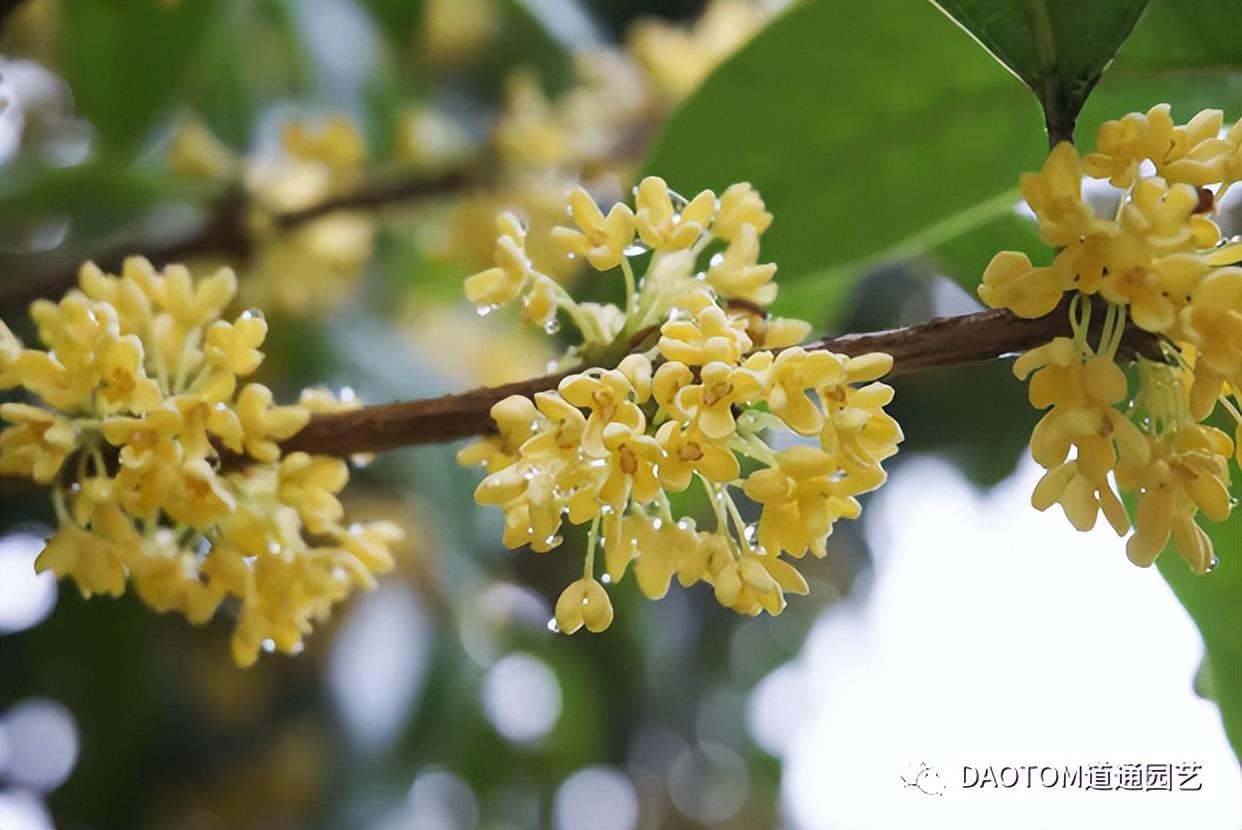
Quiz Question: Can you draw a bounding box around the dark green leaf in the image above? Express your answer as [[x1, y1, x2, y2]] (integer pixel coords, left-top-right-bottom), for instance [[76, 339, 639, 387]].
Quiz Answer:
[[934, 0, 1149, 143], [641, 0, 1046, 320], [0, 161, 203, 250], [1078, 0, 1242, 143], [933, 0, 1242, 292], [1156, 480, 1242, 761], [59, 0, 227, 154]]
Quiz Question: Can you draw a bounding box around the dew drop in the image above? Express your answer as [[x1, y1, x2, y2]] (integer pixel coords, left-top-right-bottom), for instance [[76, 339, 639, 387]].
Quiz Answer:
[[544, 534, 563, 548], [709, 252, 725, 268], [268, 542, 280, 554], [261, 638, 276, 653], [546, 618, 560, 633], [601, 573, 612, 584], [623, 242, 649, 257], [651, 518, 663, 530], [543, 318, 561, 335], [565, 252, 577, 261], [339, 386, 358, 403], [240, 308, 265, 321], [1206, 555, 1220, 573], [476, 304, 498, 317]]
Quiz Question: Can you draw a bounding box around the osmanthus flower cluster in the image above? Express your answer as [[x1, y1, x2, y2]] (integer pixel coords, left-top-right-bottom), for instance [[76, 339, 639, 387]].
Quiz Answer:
[[458, 177, 902, 632], [980, 104, 1242, 574], [0, 258, 401, 665], [422, 0, 772, 284], [169, 114, 375, 316]]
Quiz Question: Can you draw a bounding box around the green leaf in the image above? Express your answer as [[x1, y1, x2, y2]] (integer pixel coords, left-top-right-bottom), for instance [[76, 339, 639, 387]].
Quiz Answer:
[[934, 0, 1149, 142], [1155, 480, 1242, 761], [0, 162, 202, 253], [1077, 0, 1242, 142], [641, 0, 1046, 321], [59, 0, 226, 154], [932, 0, 1242, 292]]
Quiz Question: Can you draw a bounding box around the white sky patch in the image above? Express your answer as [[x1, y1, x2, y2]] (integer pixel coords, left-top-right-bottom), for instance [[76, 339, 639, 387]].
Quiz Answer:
[[762, 456, 1240, 830]]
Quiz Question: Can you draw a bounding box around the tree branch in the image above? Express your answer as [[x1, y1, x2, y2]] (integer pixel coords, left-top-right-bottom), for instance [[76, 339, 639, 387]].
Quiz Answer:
[[0, 303, 1163, 493], [270, 303, 1160, 459], [0, 169, 474, 312]]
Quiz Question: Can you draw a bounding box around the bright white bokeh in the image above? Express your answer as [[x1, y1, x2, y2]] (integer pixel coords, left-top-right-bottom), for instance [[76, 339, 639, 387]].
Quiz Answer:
[[0, 790, 53, 830], [481, 652, 562, 745], [0, 698, 78, 793], [755, 456, 1241, 830], [327, 585, 431, 754], [0, 532, 57, 634], [555, 766, 639, 830]]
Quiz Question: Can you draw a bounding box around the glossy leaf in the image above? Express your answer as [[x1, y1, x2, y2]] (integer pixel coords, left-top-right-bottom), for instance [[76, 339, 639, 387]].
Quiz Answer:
[[935, 0, 1242, 291], [1155, 478, 1242, 761], [935, 0, 1149, 141], [59, 0, 226, 154], [642, 0, 1046, 321]]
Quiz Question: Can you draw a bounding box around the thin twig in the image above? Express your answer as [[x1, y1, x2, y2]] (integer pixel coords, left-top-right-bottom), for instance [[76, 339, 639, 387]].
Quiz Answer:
[[0, 169, 473, 311]]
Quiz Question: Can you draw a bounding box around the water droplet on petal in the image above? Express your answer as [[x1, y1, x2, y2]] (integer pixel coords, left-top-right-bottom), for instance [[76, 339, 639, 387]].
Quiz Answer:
[[546, 618, 560, 633], [601, 573, 612, 584], [623, 243, 649, 257], [476, 304, 499, 317], [1206, 555, 1220, 573], [261, 638, 276, 653], [543, 319, 561, 335], [240, 308, 265, 321], [709, 253, 725, 268]]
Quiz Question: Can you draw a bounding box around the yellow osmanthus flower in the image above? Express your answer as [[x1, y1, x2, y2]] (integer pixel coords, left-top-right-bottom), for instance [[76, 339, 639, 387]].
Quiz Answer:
[[0, 258, 402, 665], [167, 114, 375, 317], [459, 178, 901, 632], [979, 105, 1241, 574], [629, 0, 772, 104]]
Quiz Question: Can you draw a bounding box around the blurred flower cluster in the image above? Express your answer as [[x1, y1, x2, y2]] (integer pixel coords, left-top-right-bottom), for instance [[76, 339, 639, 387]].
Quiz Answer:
[[0, 258, 400, 664], [169, 114, 376, 316], [980, 105, 1242, 572], [459, 177, 902, 631], [154, 0, 772, 326]]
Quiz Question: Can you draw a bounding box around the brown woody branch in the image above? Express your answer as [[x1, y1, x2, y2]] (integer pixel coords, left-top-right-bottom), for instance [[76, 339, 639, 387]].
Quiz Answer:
[[272, 302, 1160, 459], [0, 303, 1162, 493], [0, 169, 474, 312]]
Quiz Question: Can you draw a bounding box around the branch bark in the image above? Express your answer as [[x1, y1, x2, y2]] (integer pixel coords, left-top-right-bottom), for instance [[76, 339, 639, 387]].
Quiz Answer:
[[271, 303, 1160, 458], [0, 169, 474, 312], [0, 302, 1162, 493]]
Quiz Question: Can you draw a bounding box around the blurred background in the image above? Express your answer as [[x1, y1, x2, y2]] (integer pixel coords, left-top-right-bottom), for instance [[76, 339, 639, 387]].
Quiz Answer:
[[0, 0, 1239, 828]]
